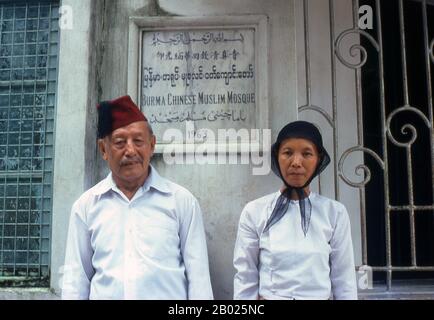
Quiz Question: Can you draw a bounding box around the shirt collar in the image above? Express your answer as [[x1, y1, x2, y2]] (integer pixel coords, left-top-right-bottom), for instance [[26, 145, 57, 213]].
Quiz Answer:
[[92, 165, 171, 196], [142, 165, 172, 194]]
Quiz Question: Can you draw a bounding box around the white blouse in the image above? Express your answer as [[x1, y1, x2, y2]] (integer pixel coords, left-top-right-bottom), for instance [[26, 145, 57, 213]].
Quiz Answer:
[[233, 191, 358, 300]]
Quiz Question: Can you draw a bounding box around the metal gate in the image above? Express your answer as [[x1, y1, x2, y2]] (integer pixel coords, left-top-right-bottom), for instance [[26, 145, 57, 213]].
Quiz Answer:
[[298, 0, 434, 290]]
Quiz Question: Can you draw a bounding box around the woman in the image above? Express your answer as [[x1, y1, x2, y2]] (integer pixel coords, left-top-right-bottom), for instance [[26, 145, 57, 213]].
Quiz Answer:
[[233, 121, 357, 300]]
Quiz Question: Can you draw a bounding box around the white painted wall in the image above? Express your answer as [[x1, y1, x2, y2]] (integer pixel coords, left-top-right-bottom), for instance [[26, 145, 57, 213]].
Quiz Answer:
[[50, 0, 93, 295]]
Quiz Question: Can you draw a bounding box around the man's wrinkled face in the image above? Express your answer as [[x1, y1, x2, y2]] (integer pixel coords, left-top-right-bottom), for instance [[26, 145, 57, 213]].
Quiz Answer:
[[98, 121, 155, 187]]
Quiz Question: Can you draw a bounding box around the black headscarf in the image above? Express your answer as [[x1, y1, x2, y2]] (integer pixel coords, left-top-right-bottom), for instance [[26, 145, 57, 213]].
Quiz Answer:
[[264, 121, 331, 236]]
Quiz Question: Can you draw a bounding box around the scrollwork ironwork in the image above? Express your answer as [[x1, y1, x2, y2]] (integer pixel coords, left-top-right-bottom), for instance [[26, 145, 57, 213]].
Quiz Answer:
[[386, 105, 431, 148], [338, 146, 384, 188], [298, 105, 335, 128], [335, 29, 380, 69]]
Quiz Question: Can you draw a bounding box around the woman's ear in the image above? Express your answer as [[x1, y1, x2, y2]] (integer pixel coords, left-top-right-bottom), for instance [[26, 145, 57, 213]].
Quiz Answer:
[[98, 139, 109, 161]]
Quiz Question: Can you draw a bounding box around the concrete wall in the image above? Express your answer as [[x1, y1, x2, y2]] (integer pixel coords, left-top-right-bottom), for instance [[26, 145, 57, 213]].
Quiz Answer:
[[50, 0, 94, 297]]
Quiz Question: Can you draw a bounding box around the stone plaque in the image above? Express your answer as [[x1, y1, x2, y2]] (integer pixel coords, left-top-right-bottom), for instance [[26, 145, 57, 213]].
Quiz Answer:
[[140, 28, 256, 143]]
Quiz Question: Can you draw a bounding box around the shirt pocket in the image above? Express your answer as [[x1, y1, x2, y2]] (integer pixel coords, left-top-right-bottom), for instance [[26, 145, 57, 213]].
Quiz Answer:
[[133, 221, 180, 265]]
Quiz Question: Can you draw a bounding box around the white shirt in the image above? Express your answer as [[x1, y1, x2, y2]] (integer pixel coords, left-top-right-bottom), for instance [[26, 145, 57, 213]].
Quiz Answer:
[[62, 166, 213, 300], [233, 191, 357, 300]]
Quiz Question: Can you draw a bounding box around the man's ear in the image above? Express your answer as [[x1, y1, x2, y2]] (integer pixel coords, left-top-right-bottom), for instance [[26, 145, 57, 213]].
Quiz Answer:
[[150, 135, 156, 156], [98, 139, 109, 161]]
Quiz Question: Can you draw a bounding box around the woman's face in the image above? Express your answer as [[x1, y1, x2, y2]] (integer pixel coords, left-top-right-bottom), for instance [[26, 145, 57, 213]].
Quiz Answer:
[[278, 138, 320, 188]]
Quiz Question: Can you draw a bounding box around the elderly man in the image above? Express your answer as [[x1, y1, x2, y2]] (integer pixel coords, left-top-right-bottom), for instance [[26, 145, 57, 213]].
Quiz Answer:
[[62, 95, 213, 299]]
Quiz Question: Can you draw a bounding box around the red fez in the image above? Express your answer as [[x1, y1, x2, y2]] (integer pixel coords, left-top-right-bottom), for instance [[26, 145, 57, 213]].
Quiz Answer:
[[97, 95, 147, 138]]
